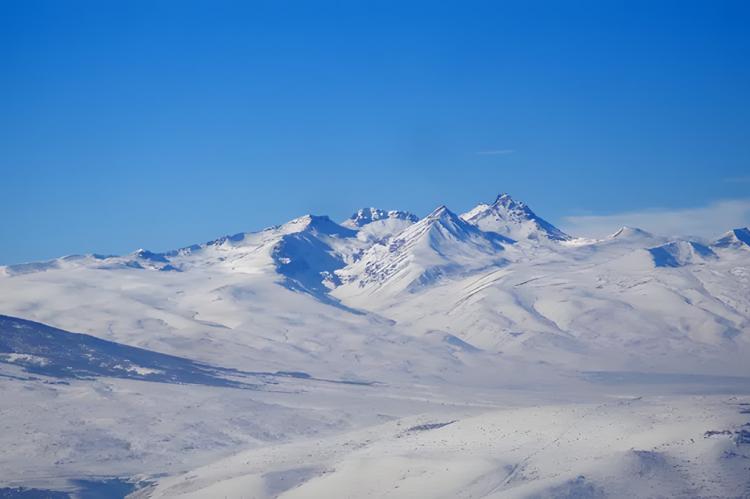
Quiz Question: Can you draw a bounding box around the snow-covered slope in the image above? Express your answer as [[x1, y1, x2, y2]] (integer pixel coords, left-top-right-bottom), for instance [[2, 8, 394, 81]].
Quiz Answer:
[[0, 314, 257, 387], [648, 240, 718, 267], [143, 395, 750, 499], [1, 193, 750, 497], [610, 225, 654, 240]]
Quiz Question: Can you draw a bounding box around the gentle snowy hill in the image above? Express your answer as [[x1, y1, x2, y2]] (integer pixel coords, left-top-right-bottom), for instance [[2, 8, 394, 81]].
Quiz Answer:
[[0, 314, 257, 387], [648, 240, 718, 267], [560, 225, 668, 262], [2, 250, 179, 276], [143, 395, 750, 499], [609, 225, 658, 241]]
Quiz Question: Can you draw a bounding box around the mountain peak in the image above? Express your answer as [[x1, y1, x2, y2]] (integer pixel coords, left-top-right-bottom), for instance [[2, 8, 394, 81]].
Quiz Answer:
[[334, 205, 506, 297], [427, 205, 454, 219], [343, 208, 418, 228], [461, 193, 571, 242], [493, 192, 525, 209], [281, 214, 355, 238], [712, 227, 750, 250], [610, 226, 653, 239]]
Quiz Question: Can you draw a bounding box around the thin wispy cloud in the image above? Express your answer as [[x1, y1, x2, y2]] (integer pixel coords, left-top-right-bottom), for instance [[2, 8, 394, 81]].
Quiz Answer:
[[475, 149, 514, 156], [723, 176, 750, 184], [561, 198, 750, 240]]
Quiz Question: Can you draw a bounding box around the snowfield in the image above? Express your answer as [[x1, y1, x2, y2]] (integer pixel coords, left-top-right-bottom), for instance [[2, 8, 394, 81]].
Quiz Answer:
[[141, 396, 750, 499], [1, 193, 749, 498]]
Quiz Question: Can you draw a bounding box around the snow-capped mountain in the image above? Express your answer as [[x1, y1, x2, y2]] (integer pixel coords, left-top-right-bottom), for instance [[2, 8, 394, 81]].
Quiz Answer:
[[341, 207, 419, 228], [268, 215, 359, 293], [1, 193, 750, 498], [712, 227, 750, 251], [3, 194, 748, 361], [334, 205, 508, 298], [159, 213, 362, 292], [341, 207, 419, 244], [460, 193, 571, 242]]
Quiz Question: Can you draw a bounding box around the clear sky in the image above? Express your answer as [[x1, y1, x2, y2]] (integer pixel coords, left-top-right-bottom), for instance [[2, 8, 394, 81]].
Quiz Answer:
[[2, 1, 749, 264]]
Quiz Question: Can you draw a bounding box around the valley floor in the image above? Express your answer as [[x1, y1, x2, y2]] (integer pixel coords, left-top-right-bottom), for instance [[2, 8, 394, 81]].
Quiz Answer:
[[2, 362, 750, 498], [141, 393, 750, 499]]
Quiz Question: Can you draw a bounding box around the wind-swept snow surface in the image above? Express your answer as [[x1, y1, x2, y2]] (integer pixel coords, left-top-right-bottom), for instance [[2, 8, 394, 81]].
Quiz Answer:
[[142, 396, 750, 499], [1, 193, 749, 497]]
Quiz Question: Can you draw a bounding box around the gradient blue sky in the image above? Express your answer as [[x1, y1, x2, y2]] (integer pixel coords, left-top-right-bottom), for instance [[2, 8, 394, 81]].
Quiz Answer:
[[2, 1, 749, 264]]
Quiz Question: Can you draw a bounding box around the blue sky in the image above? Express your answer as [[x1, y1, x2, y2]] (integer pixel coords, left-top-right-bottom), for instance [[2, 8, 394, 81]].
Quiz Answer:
[[2, 1, 749, 263]]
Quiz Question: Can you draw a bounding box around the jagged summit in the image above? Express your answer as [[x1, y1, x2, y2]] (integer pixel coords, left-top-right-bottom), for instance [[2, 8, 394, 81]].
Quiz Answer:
[[494, 192, 525, 209], [341, 208, 419, 243], [416, 204, 512, 245], [460, 193, 571, 242], [408, 204, 508, 245], [342, 208, 418, 228], [333, 204, 507, 296], [425, 204, 452, 219], [712, 227, 750, 250], [7, 195, 748, 293]]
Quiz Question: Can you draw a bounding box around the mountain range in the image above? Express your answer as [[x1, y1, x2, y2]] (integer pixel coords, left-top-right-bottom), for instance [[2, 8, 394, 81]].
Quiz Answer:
[[3, 192, 748, 376], [1, 193, 749, 498]]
